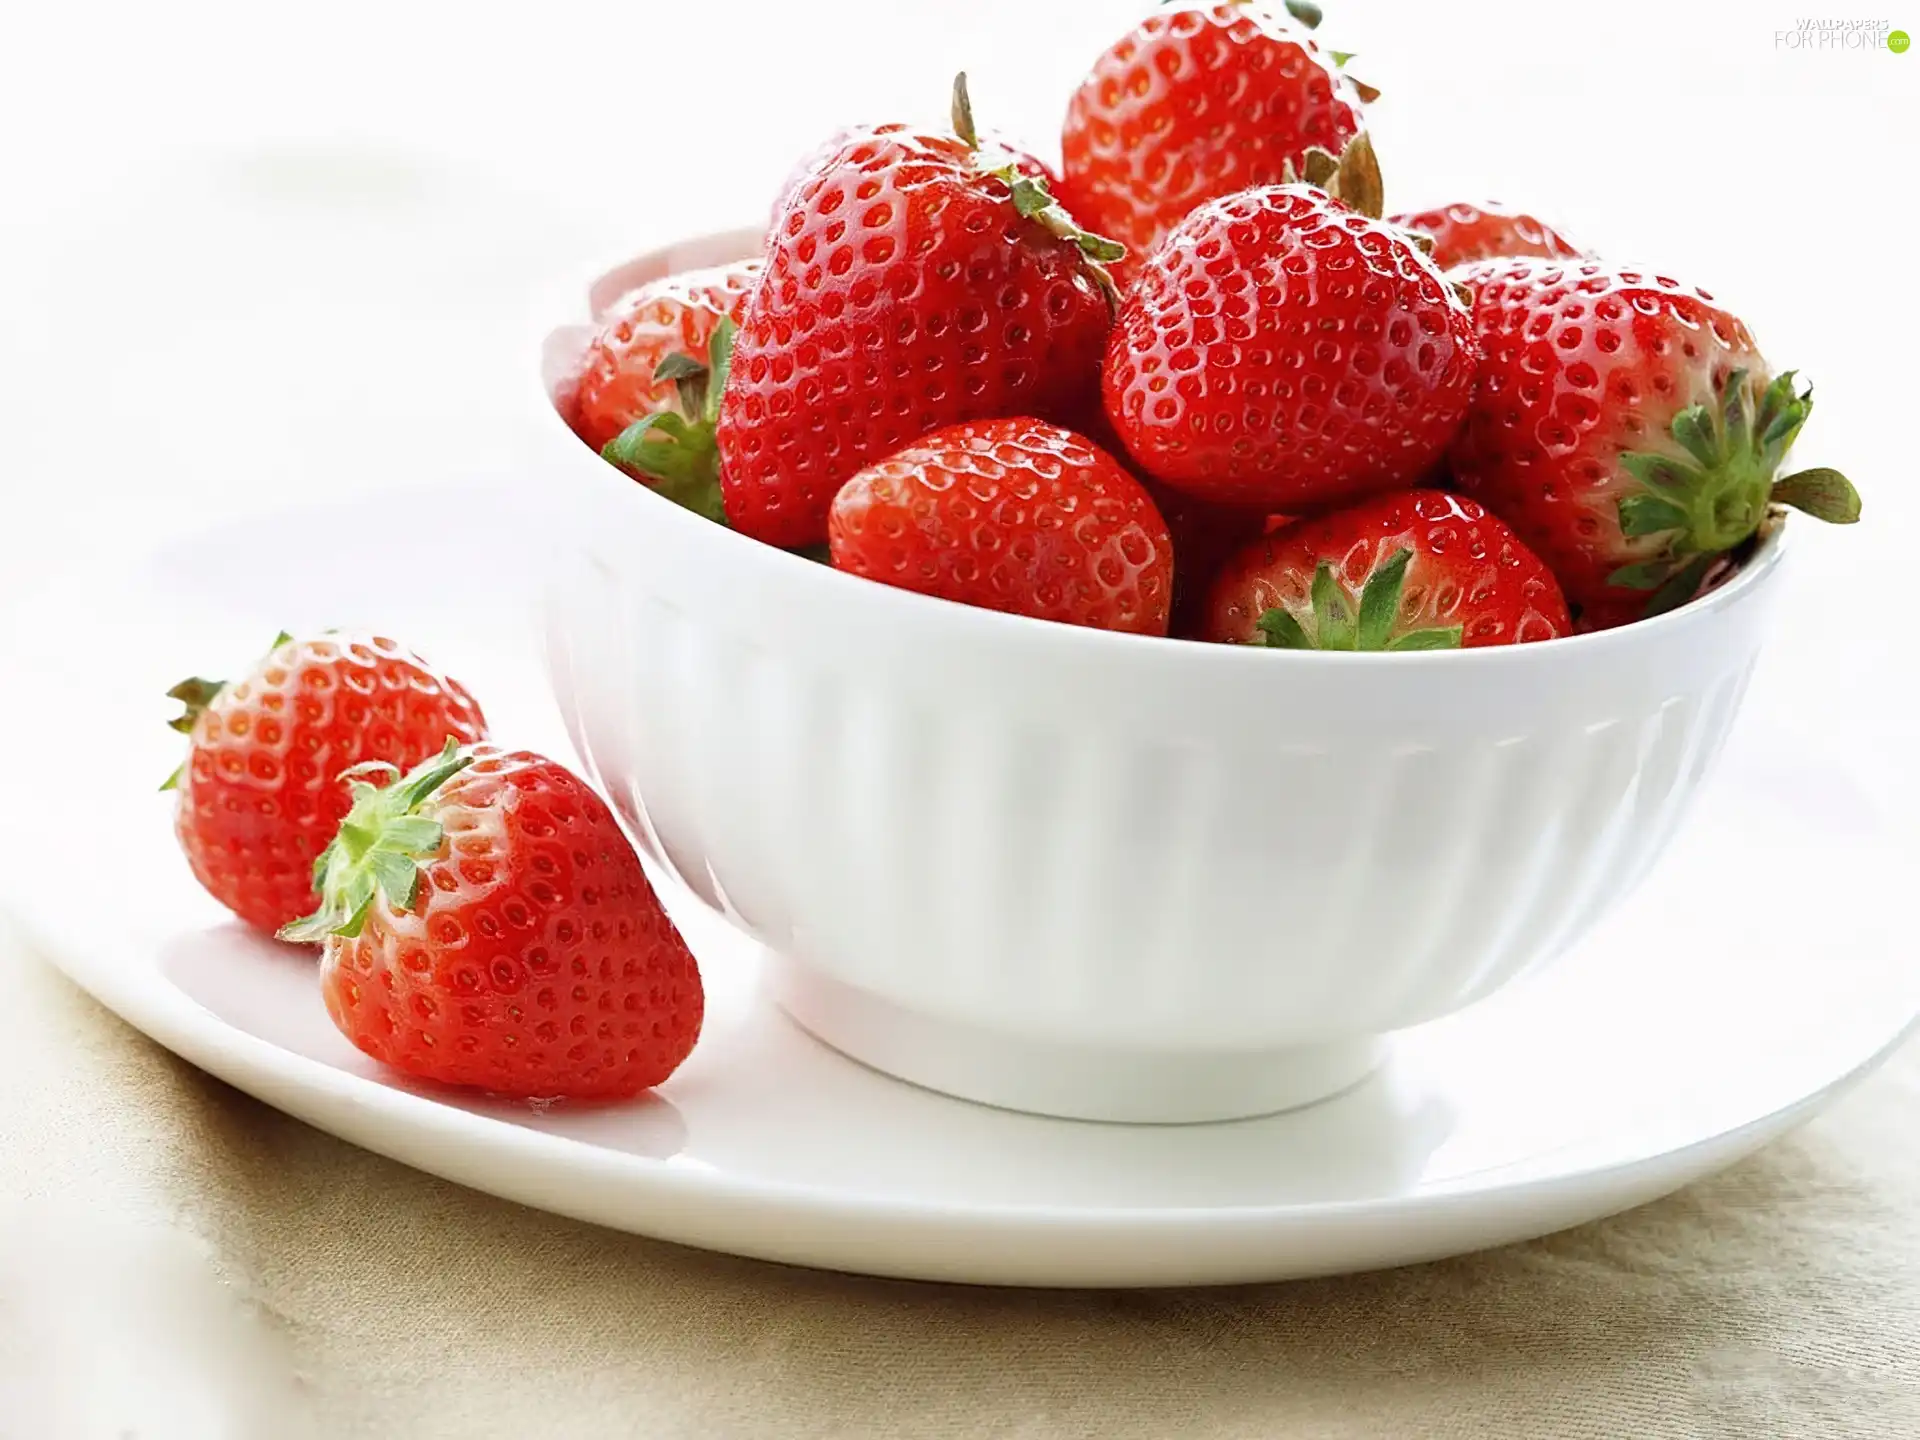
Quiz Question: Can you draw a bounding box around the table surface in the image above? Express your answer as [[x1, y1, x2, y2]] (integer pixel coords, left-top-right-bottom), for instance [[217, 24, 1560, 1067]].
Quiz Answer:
[[2, 1, 1915, 1434]]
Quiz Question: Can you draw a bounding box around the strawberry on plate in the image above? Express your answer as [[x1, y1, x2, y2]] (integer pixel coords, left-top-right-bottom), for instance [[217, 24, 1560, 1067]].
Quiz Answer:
[[828, 417, 1174, 634], [1104, 144, 1478, 512], [167, 633, 487, 933], [1061, 1, 1370, 280], [284, 743, 703, 1100], [1390, 202, 1587, 272], [570, 260, 761, 522], [715, 75, 1124, 550], [1448, 258, 1861, 623], [1203, 489, 1570, 649]]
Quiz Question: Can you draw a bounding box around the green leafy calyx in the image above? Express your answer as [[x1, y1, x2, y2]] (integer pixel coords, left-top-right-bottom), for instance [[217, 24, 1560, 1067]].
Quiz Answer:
[[1255, 548, 1462, 652], [599, 318, 734, 525], [1609, 370, 1861, 614], [278, 739, 474, 944]]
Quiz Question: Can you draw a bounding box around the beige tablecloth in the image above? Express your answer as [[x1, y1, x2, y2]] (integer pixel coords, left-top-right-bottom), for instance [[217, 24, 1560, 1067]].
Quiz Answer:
[[2, 922, 1915, 1439]]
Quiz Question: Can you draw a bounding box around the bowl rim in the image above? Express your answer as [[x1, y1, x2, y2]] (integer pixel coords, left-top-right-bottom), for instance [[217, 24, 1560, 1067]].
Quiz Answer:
[[533, 229, 1790, 675]]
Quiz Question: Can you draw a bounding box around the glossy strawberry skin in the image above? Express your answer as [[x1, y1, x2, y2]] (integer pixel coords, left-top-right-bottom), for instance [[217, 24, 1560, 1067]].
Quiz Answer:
[[769, 124, 1058, 236], [1062, 2, 1365, 279], [1204, 489, 1571, 648], [828, 418, 1174, 634], [1446, 259, 1768, 616], [719, 127, 1115, 549], [1390, 202, 1586, 272], [172, 635, 487, 933], [1104, 185, 1479, 510], [319, 747, 703, 1100], [569, 260, 761, 454]]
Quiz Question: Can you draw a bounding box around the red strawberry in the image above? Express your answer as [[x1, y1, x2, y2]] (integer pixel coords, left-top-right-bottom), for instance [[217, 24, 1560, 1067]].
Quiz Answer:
[[1104, 170, 1478, 511], [714, 75, 1124, 550], [1204, 489, 1570, 649], [570, 261, 760, 521], [1447, 259, 1861, 622], [828, 417, 1174, 634], [769, 123, 1059, 236], [167, 633, 487, 933], [1061, 1, 1369, 279], [284, 743, 703, 1100], [1390, 202, 1586, 272]]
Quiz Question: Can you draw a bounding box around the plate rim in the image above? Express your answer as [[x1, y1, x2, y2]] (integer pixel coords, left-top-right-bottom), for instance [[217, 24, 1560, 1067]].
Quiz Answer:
[[2, 494, 1913, 1286]]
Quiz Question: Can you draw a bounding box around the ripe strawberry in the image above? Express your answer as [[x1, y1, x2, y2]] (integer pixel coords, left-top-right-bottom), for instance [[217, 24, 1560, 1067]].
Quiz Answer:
[[1204, 489, 1571, 649], [1061, 1, 1370, 279], [570, 260, 760, 522], [284, 743, 703, 1100], [712, 75, 1124, 549], [167, 633, 487, 933], [828, 417, 1174, 634], [1447, 259, 1861, 622], [769, 123, 1059, 235], [1104, 169, 1478, 511], [1390, 202, 1587, 272]]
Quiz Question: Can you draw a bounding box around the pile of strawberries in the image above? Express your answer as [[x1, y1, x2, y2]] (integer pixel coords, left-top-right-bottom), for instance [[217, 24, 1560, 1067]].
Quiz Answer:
[[565, 2, 1858, 648]]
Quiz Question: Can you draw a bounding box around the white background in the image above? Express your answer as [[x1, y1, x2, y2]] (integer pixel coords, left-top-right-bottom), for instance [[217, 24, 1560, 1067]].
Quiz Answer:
[[2, 0, 1914, 818]]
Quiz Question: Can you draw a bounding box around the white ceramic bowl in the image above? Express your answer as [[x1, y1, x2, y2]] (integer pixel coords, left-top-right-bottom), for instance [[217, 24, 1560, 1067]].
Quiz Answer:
[[534, 230, 1784, 1123]]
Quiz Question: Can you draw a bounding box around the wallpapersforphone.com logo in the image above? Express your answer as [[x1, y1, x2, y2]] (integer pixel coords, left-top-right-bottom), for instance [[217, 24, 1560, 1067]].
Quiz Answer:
[[1775, 18, 1909, 48]]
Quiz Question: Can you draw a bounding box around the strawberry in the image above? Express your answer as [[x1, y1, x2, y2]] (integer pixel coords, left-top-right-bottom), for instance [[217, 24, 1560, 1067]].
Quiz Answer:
[[712, 75, 1124, 550], [166, 633, 488, 933], [1389, 202, 1586, 272], [284, 743, 703, 1100], [1447, 259, 1861, 622], [571, 260, 761, 522], [1103, 152, 1478, 512], [828, 417, 1174, 634], [769, 123, 1059, 235], [1203, 489, 1571, 649], [1061, 1, 1370, 280]]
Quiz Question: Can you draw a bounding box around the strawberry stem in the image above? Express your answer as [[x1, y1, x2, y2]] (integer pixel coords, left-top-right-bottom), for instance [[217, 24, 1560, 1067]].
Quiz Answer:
[[950, 71, 979, 149], [948, 71, 1127, 308], [1256, 549, 1462, 651], [1610, 370, 1860, 597], [600, 318, 735, 525]]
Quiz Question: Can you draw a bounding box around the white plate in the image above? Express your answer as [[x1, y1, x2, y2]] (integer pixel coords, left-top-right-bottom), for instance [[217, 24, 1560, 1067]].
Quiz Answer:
[[0, 486, 1910, 1288]]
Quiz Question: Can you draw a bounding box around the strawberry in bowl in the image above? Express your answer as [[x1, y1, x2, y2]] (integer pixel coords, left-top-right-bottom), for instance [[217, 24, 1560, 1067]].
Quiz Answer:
[[1061, 1, 1371, 284], [1203, 489, 1570, 650], [1102, 142, 1477, 512], [718, 80, 1123, 549], [828, 417, 1175, 635], [1448, 259, 1860, 627], [1389, 201, 1587, 272]]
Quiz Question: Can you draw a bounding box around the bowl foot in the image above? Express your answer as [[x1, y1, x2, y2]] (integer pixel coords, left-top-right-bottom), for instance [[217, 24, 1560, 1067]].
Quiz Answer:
[[768, 956, 1383, 1124]]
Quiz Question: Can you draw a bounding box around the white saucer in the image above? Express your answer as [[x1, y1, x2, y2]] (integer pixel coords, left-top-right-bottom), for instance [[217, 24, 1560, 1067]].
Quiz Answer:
[[1, 486, 1910, 1287]]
